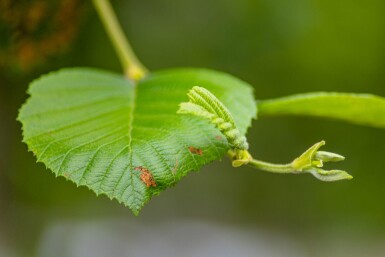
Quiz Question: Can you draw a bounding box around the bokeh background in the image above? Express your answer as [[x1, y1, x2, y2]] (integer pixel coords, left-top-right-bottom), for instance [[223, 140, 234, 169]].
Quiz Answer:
[[1, 0, 385, 256]]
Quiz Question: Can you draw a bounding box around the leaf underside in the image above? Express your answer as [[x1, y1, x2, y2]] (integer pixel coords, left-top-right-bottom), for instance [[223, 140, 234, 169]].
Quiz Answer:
[[257, 92, 385, 128], [18, 68, 256, 214]]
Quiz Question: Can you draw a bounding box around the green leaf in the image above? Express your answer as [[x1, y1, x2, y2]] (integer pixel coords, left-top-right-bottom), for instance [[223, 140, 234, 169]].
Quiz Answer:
[[18, 68, 256, 214], [257, 92, 385, 128]]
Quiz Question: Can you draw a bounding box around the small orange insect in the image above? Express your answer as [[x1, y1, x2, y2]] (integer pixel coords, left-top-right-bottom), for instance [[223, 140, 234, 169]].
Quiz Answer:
[[188, 146, 203, 156], [134, 166, 157, 188]]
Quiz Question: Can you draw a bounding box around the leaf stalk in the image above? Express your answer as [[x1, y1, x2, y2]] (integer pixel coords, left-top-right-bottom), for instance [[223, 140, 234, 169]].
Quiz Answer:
[[92, 0, 147, 80]]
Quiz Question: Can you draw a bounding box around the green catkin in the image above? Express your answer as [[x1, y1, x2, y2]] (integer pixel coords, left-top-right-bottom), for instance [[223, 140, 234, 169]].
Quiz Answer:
[[178, 86, 248, 150]]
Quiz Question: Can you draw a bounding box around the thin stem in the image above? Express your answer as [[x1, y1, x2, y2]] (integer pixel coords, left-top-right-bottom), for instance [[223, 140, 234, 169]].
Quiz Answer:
[[229, 141, 351, 181], [92, 0, 147, 80], [247, 159, 295, 174]]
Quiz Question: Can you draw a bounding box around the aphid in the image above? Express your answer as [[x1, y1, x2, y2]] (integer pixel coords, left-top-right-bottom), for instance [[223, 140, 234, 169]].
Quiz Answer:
[[134, 166, 156, 187], [188, 146, 203, 156]]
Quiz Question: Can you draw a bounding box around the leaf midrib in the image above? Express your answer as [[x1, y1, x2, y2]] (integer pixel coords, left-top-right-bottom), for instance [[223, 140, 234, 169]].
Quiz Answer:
[[127, 81, 138, 206]]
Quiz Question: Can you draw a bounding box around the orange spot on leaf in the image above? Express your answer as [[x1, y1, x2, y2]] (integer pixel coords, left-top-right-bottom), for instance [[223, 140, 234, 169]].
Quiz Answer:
[[134, 166, 157, 188], [188, 146, 203, 156]]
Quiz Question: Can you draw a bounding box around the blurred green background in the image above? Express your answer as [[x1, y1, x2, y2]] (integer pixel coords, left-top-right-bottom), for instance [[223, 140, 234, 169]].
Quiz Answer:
[[1, 0, 385, 256]]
